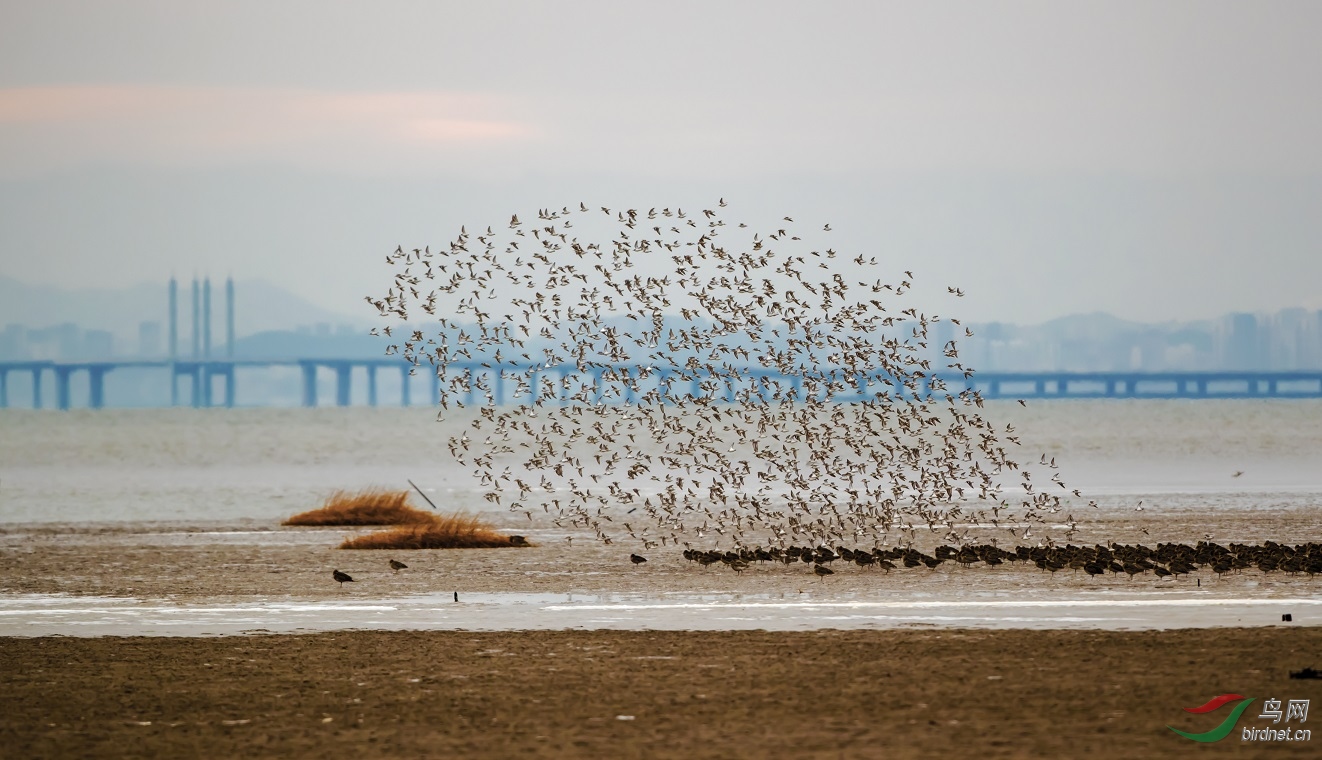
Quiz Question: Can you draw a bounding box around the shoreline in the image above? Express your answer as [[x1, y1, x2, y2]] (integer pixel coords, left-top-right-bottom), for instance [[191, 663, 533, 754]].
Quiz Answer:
[[3, 589, 1319, 638]]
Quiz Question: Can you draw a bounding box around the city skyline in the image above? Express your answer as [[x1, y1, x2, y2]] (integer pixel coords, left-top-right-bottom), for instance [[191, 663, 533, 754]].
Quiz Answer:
[[3, 272, 1320, 378]]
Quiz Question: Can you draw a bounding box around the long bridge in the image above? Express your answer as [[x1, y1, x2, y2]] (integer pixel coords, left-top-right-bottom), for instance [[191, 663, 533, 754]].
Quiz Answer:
[[2, 359, 1322, 410]]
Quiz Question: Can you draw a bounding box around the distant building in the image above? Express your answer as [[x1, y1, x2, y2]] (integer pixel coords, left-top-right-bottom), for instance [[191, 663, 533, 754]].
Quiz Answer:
[[20, 323, 80, 360], [1271, 308, 1318, 370], [54, 323, 80, 360], [83, 329, 114, 359], [0, 324, 25, 360], [1221, 313, 1262, 370], [1162, 342, 1199, 370], [138, 321, 162, 357], [1315, 311, 1322, 369], [1133, 330, 1166, 371]]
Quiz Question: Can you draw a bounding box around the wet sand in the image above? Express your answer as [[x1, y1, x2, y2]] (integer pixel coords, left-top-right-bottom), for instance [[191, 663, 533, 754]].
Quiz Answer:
[[4, 501, 1322, 600], [4, 628, 1322, 759], [3, 504, 1322, 636]]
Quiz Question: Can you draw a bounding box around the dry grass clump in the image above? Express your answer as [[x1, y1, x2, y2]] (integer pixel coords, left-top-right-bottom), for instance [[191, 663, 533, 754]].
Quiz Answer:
[[340, 512, 528, 550], [283, 488, 435, 527]]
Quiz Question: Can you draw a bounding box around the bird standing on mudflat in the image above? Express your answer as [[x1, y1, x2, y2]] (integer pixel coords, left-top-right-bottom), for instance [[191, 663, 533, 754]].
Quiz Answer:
[[389, 559, 408, 574], [333, 569, 354, 588], [630, 554, 648, 566]]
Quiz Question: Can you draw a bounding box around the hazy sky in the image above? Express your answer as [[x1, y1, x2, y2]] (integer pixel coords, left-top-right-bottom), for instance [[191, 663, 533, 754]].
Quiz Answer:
[[2, 1, 1320, 324]]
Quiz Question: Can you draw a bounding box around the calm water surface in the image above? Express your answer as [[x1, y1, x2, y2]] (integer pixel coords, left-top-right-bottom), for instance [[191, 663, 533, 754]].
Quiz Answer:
[[3, 400, 1322, 524]]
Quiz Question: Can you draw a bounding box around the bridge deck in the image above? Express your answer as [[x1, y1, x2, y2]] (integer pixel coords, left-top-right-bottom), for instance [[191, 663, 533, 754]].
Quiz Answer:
[[1, 360, 1319, 410]]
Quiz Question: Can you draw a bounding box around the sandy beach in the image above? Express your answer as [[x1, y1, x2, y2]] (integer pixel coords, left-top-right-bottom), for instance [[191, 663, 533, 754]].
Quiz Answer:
[[3, 628, 1320, 758]]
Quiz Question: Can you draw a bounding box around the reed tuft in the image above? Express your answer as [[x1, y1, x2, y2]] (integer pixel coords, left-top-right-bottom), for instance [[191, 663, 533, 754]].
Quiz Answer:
[[339, 512, 528, 550], [283, 488, 435, 526]]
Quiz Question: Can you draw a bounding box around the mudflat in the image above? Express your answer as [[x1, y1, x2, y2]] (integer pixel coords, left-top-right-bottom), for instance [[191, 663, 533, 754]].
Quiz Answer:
[[3, 627, 1321, 759]]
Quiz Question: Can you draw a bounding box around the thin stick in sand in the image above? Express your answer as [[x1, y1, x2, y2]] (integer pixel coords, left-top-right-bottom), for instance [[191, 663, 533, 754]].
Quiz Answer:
[[408, 479, 439, 510]]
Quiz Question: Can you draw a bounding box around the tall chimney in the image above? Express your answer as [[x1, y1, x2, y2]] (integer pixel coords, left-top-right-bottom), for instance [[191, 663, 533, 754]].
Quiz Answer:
[[203, 277, 212, 359], [192, 278, 200, 358], [226, 277, 235, 358], [168, 277, 178, 360]]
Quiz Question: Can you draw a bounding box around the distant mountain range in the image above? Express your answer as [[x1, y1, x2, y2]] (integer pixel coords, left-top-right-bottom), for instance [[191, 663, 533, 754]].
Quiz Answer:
[[0, 275, 371, 341]]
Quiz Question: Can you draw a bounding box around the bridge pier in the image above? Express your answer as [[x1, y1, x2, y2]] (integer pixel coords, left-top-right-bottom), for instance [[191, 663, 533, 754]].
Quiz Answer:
[[223, 366, 236, 408], [912, 375, 929, 400], [463, 368, 478, 406], [169, 363, 198, 408], [526, 370, 540, 405], [334, 363, 352, 407], [202, 364, 234, 409], [55, 367, 72, 411], [190, 365, 203, 408], [0, 369, 6, 409], [656, 368, 695, 405], [367, 366, 378, 407], [587, 367, 604, 404], [301, 363, 318, 408], [560, 366, 576, 405], [620, 369, 638, 404], [89, 366, 109, 409], [399, 366, 412, 407]]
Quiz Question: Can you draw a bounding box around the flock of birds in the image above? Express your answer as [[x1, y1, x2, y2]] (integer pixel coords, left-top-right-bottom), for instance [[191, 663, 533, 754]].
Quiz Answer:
[[330, 541, 1322, 588], [667, 540, 1322, 580], [374, 201, 1088, 554]]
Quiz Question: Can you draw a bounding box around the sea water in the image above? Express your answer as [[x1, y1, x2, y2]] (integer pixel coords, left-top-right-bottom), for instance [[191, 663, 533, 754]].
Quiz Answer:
[[2, 400, 1321, 524]]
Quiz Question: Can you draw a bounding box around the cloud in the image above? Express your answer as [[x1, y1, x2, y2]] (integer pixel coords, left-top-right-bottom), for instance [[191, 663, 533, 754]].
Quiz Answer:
[[0, 86, 536, 176]]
